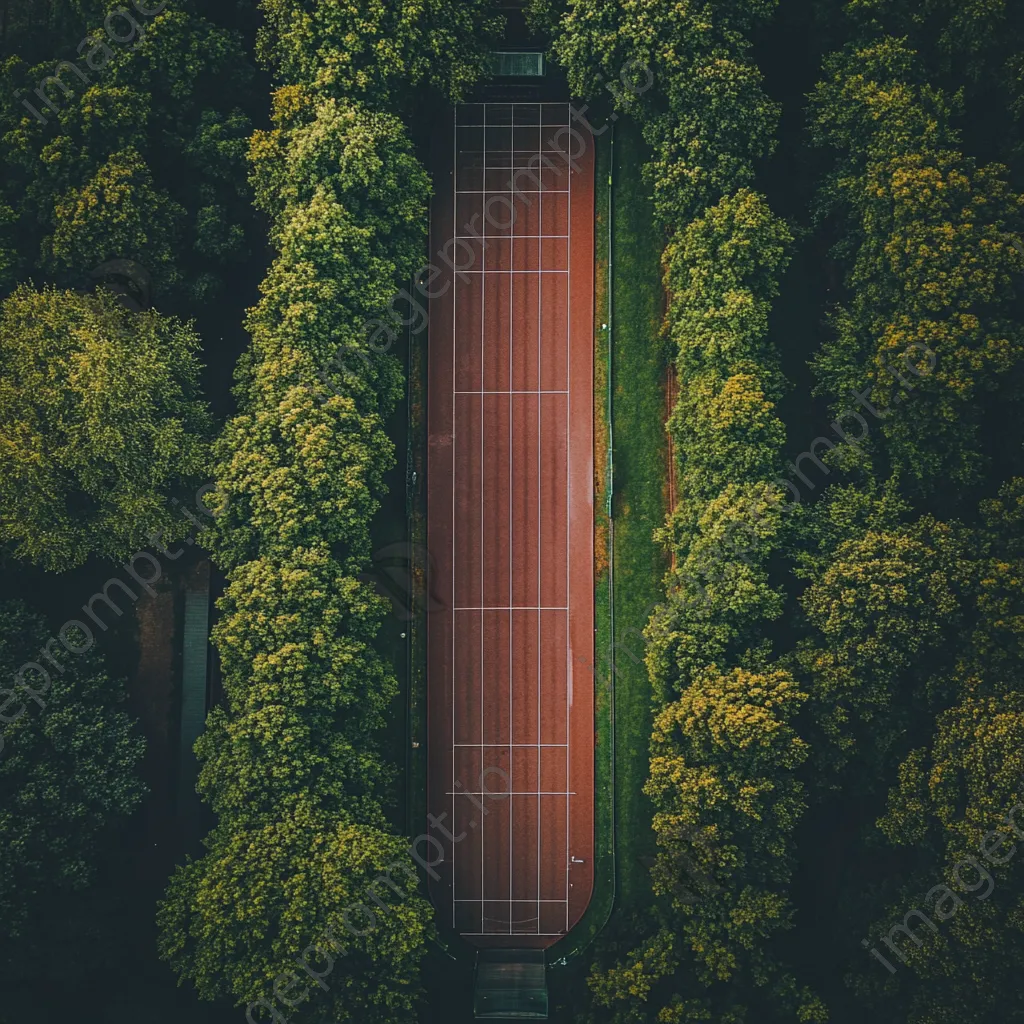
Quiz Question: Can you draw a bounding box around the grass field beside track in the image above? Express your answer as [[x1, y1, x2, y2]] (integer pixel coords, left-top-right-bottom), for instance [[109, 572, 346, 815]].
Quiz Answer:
[[601, 112, 668, 911]]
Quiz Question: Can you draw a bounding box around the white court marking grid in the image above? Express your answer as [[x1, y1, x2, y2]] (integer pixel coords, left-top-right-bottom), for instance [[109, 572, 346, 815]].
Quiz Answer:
[[450, 101, 575, 937]]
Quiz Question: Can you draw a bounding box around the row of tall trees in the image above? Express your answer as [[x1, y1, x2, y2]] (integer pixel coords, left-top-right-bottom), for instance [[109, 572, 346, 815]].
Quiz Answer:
[[546, 0, 1024, 1021], [547, 0, 827, 1019], [0, 4, 259, 1016], [155, 3, 500, 1020], [802, 15, 1024, 1020], [0, 3, 516, 1018], [808, 35, 1024, 496]]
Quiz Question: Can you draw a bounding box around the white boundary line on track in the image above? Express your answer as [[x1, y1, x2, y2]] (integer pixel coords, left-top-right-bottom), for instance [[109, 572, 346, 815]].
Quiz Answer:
[[454, 742, 568, 747], [455, 606, 567, 611], [565, 108, 572, 935], [536, 116, 543, 934], [449, 792, 577, 797], [508, 110, 514, 935], [450, 107, 457, 932], [456, 899, 568, 903], [479, 102, 486, 922]]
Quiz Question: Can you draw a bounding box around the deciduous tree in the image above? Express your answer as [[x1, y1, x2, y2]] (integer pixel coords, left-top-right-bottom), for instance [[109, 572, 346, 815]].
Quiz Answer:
[[0, 285, 211, 569], [159, 800, 430, 1024]]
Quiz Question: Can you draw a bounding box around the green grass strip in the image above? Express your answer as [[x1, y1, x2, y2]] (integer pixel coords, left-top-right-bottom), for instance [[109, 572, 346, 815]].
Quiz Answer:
[[550, 113, 668, 973]]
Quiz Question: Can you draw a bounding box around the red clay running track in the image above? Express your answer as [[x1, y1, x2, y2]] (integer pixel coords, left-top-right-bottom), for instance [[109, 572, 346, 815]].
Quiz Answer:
[[426, 102, 595, 948]]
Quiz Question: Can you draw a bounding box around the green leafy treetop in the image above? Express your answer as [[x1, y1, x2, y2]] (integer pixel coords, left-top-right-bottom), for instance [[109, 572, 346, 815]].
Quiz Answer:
[[550, 0, 780, 227], [197, 546, 398, 825], [159, 797, 431, 1024], [256, 0, 503, 105], [646, 665, 809, 986], [797, 513, 976, 781], [0, 5, 257, 305], [47, 147, 187, 293], [0, 285, 212, 571], [154, 1, 505, 1016], [808, 38, 1024, 493], [851, 694, 1024, 1022]]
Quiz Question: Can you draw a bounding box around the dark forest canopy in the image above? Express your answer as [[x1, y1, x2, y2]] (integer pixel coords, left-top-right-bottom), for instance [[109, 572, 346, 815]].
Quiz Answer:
[[0, 1, 1023, 1022]]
